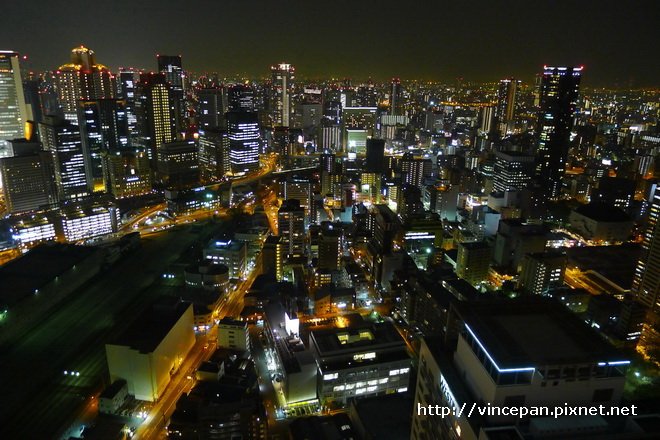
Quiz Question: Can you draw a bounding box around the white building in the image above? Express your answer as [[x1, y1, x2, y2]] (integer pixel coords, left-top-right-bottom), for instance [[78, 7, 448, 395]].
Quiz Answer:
[[106, 298, 195, 402], [217, 318, 250, 351]]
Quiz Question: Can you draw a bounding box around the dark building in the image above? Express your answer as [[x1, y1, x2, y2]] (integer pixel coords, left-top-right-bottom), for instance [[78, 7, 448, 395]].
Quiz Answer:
[[593, 177, 636, 211], [156, 54, 185, 129], [535, 66, 582, 199], [197, 87, 226, 130], [390, 78, 403, 116], [365, 138, 385, 174], [228, 83, 255, 112], [492, 150, 534, 192], [156, 140, 199, 189]]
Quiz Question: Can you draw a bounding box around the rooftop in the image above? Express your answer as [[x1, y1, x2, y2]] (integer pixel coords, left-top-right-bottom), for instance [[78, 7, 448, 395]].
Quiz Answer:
[[455, 297, 623, 368], [0, 244, 99, 307], [573, 202, 632, 222], [108, 296, 191, 353], [310, 320, 406, 356]]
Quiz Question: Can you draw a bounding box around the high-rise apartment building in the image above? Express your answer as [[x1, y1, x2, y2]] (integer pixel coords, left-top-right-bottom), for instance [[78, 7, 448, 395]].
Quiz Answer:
[[536, 66, 582, 199], [0, 51, 28, 157], [390, 78, 404, 116], [270, 63, 295, 127], [456, 241, 491, 286], [278, 199, 306, 257], [519, 251, 567, 296]]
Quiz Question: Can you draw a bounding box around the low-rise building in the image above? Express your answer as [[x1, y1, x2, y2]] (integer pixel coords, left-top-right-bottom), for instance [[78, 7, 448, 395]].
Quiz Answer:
[[309, 320, 411, 407], [105, 297, 195, 402], [218, 317, 250, 351], [204, 238, 247, 279]]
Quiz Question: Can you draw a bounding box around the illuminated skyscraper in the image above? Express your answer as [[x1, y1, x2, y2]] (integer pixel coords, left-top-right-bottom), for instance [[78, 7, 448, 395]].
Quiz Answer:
[[227, 111, 260, 174], [535, 66, 582, 199], [494, 78, 520, 136], [227, 83, 255, 112], [270, 63, 294, 127], [135, 73, 177, 164], [53, 46, 116, 121], [278, 199, 306, 257], [492, 150, 535, 192], [104, 149, 152, 199], [157, 54, 185, 130], [0, 51, 29, 157], [77, 99, 130, 186], [39, 115, 92, 200], [633, 186, 660, 311], [117, 68, 139, 138]]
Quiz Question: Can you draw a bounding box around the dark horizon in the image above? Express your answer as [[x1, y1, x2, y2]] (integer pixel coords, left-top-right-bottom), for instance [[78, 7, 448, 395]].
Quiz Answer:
[[2, 0, 659, 87]]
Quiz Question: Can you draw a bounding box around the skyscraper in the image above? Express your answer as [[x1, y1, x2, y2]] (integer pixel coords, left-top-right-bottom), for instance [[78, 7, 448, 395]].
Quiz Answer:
[[0, 51, 28, 157], [390, 78, 403, 116], [633, 186, 660, 311], [278, 199, 306, 257], [198, 128, 230, 183], [270, 63, 294, 127], [227, 83, 255, 112], [117, 68, 139, 139], [535, 66, 582, 199], [494, 78, 520, 136], [157, 55, 186, 131], [365, 138, 385, 174], [103, 149, 152, 199], [135, 73, 177, 164], [197, 87, 226, 130], [53, 46, 116, 121], [227, 112, 261, 174], [77, 99, 130, 187], [39, 115, 92, 200]]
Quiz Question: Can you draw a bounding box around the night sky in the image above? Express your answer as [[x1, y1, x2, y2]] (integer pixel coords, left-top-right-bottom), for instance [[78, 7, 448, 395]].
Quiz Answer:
[[2, 0, 658, 86]]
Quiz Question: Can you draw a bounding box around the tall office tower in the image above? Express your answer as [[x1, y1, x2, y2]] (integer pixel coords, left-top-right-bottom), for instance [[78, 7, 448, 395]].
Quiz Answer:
[[270, 63, 295, 127], [633, 186, 660, 311], [492, 150, 535, 192], [401, 153, 432, 189], [77, 99, 130, 187], [390, 78, 404, 116], [373, 204, 400, 254], [365, 138, 385, 173], [519, 251, 567, 295], [157, 55, 184, 92], [494, 78, 520, 136], [227, 111, 260, 174], [39, 115, 92, 200], [227, 83, 255, 112], [117, 69, 139, 137], [0, 51, 29, 157], [198, 128, 230, 183], [278, 199, 306, 257], [156, 140, 199, 189], [356, 80, 378, 107], [456, 241, 491, 286], [319, 120, 342, 151], [53, 46, 116, 121], [318, 222, 343, 271], [0, 139, 58, 213], [535, 66, 582, 199], [197, 87, 226, 129], [103, 149, 152, 199], [135, 73, 177, 164], [22, 79, 43, 123]]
